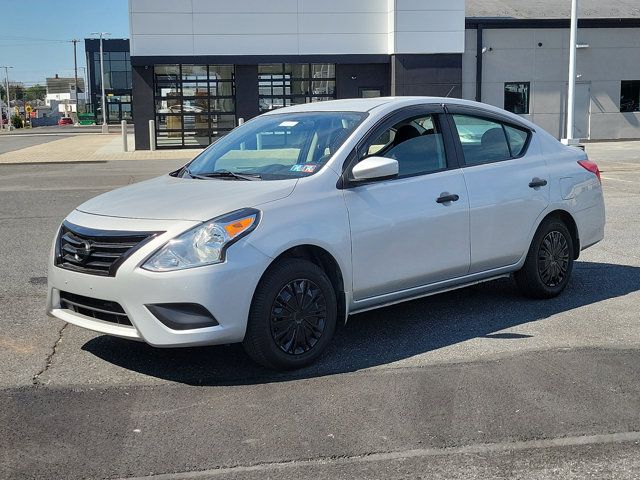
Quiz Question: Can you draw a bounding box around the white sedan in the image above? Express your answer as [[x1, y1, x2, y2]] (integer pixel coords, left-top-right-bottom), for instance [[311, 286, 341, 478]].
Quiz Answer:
[[47, 97, 605, 369]]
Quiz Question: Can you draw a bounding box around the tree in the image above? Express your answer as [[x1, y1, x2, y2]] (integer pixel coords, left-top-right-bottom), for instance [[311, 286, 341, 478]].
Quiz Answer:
[[24, 84, 46, 101], [0, 84, 24, 101], [11, 84, 24, 101]]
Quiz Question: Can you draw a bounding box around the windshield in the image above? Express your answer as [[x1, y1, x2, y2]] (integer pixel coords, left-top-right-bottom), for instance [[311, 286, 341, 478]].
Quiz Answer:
[[182, 111, 367, 180]]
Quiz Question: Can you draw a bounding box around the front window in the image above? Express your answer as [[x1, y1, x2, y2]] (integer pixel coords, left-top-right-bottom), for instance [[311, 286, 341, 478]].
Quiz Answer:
[[183, 111, 366, 180], [360, 114, 447, 177]]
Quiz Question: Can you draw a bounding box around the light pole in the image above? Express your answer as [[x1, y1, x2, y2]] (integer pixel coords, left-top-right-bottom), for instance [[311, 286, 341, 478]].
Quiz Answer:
[[71, 39, 79, 122], [91, 32, 110, 133], [563, 0, 579, 145], [1, 66, 13, 131]]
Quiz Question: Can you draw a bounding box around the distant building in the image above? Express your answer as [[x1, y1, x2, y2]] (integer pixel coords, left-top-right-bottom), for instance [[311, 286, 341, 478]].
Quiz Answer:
[[85, 38, 132, 124], [45, 74, 85, 107]]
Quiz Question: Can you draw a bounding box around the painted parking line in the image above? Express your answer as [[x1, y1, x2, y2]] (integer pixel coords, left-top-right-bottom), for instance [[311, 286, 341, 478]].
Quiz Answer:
[[121, 431, 640, 480], [601, 176, 637, 183]]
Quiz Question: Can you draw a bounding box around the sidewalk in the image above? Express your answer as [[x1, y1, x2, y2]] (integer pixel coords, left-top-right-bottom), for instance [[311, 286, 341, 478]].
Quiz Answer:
[[0, 133, 203, 164], [1, 131, 638, 165]]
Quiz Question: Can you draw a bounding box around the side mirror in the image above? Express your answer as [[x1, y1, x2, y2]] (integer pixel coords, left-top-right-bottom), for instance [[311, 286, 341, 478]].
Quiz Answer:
[[351, 156, 399, 182]]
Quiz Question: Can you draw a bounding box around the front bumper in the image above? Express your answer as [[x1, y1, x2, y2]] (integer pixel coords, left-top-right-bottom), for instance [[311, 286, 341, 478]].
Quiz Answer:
[[46, 210, 272, 347]]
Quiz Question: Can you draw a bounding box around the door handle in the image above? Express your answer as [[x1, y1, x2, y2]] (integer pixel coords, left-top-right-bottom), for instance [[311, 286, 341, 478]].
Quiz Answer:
[[436, 193, 460, 204], [529, 178, 548, 188]]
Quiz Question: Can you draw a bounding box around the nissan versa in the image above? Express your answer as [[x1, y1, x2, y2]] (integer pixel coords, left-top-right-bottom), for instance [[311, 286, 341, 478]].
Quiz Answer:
[[47, 98, 605, 369]]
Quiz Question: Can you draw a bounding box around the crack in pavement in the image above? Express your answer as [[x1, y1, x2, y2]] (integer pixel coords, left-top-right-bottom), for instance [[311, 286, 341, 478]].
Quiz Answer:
[[32, 322, 68, 386], [119, 431, 640, 480]]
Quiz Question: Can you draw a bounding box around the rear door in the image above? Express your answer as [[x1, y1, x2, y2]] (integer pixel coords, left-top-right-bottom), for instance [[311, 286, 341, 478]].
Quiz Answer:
[[445, 106, 549, 273]]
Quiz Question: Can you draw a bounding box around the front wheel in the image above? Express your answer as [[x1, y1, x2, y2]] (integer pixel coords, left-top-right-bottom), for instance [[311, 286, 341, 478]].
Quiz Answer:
[[243, 259, 337, 370], [515, 218, 575, 299]]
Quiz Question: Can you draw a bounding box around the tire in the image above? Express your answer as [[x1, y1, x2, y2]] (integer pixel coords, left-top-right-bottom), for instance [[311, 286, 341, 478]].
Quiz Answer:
[[515, 217, 575, 299], [242, 258, 337, 370]]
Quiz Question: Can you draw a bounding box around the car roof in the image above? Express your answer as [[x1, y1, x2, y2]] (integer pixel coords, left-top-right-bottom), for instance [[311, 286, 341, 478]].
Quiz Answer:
[[261, 97, 397, 114], [263, 97, 538, 132]]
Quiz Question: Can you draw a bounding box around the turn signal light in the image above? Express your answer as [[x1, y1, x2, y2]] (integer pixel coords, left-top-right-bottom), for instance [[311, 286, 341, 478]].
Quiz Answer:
[[578, 160, 601, 184], [224, 216, 255, 237]]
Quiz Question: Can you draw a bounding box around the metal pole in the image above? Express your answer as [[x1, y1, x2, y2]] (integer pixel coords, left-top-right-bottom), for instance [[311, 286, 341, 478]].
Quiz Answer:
[[149, 119, 156, 151], [92, 32, 110, 132], [565, 0, 579, 144], [72, 39, 79, 123], [3, 66, 12, 131], [121, 120, 128, 152], [99, 35, 108, 133]]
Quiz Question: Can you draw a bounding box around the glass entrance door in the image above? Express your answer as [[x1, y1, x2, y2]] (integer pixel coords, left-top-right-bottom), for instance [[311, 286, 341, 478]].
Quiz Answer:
[[108, 102, 120, 124]]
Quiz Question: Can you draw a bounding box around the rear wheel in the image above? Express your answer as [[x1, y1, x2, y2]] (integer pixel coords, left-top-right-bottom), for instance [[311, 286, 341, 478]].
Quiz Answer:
[[515, 217, 575, 299], [243, 258, 337, 370]]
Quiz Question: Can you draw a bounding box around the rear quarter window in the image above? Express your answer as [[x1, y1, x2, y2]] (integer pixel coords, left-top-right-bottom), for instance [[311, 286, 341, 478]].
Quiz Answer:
[[504, 125, 530, 157]]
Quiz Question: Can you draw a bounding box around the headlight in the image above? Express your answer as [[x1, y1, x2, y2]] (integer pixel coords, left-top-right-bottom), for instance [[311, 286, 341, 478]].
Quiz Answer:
[[142, 208, 260, 272]]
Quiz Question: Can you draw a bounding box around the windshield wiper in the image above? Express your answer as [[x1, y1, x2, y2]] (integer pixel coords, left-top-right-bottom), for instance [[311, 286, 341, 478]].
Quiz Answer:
[[187, 169, 262, 181]]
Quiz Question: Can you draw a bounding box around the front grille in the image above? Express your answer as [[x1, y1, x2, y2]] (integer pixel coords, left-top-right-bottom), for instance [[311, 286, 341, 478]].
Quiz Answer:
[[56, 221, 159, 276], [59, 291, 133, 326]]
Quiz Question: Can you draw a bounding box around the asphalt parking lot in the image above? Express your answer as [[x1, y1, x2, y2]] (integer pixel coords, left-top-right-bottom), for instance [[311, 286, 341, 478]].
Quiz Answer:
[[0, 143, 639, 479]]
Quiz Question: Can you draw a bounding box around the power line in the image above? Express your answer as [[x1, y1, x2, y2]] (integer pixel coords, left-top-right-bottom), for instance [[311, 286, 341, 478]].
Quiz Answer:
[[0, 35, 69, 42]]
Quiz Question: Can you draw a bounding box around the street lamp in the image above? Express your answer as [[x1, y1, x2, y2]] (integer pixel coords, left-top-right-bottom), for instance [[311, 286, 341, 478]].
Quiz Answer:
[[1, 65, 12, 131], [90, 32, 110, 133], [563, 0, 579, 145]]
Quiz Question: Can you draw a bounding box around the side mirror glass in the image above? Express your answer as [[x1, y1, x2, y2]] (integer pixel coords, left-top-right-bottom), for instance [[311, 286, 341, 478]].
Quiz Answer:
[[350, 156, 399, 182]]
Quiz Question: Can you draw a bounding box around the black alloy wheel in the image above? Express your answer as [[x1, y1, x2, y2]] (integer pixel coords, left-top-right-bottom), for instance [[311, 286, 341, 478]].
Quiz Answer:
[[243, 258, 337, 370], [515, 217, 575, 299], [537, 230, 570, 288], [269, 279, 327, 355]]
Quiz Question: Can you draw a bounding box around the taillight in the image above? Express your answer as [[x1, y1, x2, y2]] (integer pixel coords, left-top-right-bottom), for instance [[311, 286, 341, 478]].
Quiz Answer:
[[578, 160, 601, 184]]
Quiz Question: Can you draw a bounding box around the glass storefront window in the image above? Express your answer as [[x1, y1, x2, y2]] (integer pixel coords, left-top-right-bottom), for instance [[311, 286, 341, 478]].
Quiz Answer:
[[210, 65, 234, 80], [210, 98, 235, 113], [155, 65, 180, 81], [258, 64, 283, 75], [182, 82, 209, 97], [111, 71, 128, 90], [311, 64, 335, 79], [182, 65, 208, 81], [97, 94, 133, 124], [311, 80, 335, 96], [292, 64, 309, 78], [153, 64, 236, 148], [258, 63, 336, 113]]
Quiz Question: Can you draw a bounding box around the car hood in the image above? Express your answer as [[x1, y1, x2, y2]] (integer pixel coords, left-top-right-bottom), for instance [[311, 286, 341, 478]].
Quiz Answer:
[[76, 175, 298, 221]]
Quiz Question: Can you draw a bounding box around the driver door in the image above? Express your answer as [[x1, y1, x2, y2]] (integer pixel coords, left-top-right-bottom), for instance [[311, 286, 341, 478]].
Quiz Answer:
[[342, 106, 471, 301]]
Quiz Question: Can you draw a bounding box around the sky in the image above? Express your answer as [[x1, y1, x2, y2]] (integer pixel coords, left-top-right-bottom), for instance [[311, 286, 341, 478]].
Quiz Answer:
[[0, 0, 129, 86]]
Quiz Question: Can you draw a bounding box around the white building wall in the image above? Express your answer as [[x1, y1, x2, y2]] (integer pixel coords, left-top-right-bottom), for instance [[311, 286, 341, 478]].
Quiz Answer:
[[391, 0, 465, 54], [463, 27, 640, 140], [129, 0, 464, 57]]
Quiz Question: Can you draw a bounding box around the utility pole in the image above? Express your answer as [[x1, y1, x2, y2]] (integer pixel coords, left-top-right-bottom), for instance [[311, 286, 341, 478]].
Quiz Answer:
[[563, 0, 579, 145], [1, 66, 12, 131], [91, 32, 110, 133], [71, 39, 79, 122]]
